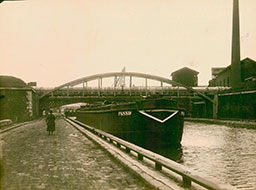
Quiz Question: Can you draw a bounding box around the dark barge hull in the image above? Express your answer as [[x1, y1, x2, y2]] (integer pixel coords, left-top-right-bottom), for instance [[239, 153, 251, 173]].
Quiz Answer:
[[74, 104, 184, 148]]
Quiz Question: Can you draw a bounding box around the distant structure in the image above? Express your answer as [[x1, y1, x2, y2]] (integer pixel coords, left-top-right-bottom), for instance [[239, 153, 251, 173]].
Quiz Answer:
[[209, 58, 256, 87], [27, 82, 37, 87], [211, 67, 226, 79], [0, 76, 38, 122], [114, 67, 126, 88], [209, 0, 256, 89], [230, 0, 241, 88], [207, 0, 256, 120], [171, 67, 199, 87], [208, 67, 229, 87]]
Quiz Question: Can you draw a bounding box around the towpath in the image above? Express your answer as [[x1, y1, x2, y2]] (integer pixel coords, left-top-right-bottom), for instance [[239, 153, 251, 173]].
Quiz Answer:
[[0, 118, 150, 190]]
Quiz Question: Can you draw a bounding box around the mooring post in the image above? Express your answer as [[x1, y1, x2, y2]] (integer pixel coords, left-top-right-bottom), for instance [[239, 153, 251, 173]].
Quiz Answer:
[[155, 162, 162, 171], [182, 176, 192, 188], [138, 153, 143, 161], [125, 147, 130, 153]]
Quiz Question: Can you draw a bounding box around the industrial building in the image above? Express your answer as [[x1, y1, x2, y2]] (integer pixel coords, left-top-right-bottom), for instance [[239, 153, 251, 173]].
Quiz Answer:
[[171, 67, 199, 87], [209, 57, 256, 88]]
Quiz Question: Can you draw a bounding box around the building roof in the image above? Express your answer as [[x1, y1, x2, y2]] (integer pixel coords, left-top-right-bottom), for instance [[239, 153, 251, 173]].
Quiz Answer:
[[171, 67, 199, 76], [241, 57, 256, 64], [0, 76, 27, 88], [211, 67, 226, 76], [216, 65, 231, 76], [213, 57, 256, 77]]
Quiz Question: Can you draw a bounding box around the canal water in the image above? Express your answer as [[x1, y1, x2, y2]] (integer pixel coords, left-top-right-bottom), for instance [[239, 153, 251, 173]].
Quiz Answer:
[[156, 122, 256, 190]]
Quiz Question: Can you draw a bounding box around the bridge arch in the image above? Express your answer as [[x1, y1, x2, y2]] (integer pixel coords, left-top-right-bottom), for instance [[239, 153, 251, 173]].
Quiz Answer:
[[39, 72, 215, 104]]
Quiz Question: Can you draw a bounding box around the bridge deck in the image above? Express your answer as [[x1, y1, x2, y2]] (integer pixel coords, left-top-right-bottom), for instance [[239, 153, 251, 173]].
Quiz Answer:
[[0, 118, 150, 190]]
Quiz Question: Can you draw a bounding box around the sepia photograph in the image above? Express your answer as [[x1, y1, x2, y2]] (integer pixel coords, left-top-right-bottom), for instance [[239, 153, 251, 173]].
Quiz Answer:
[[0, 0, 256, 189]]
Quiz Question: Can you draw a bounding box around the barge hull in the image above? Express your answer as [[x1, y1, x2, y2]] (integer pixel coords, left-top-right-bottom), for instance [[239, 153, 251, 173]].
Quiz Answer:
[[75, 109, 184, 148]]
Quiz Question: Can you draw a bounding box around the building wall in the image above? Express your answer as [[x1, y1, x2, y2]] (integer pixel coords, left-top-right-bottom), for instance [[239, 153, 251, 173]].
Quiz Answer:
[[172, 71, 198, 87], [214, 69, 231, 87], [218, 92, 256, 120], [0, 89, 38, 122], [209, 58, 256, 88], [191, 100, 213, 118], [241, 59, 256, 81]]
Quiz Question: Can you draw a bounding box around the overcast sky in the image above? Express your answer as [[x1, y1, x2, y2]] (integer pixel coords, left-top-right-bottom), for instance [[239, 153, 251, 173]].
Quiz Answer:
[[0, 0, 255, 87]]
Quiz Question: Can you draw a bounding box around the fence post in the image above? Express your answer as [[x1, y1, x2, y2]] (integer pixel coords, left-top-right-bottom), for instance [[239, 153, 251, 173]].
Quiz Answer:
[[138, 153, 143, 161], [125, 147, 131, 153], [155, 162, 162, 171], [182, 176, 191, 188]]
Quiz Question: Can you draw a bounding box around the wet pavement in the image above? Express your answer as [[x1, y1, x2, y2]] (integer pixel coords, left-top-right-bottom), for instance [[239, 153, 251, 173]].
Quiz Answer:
[[0, 118, 150, 190]]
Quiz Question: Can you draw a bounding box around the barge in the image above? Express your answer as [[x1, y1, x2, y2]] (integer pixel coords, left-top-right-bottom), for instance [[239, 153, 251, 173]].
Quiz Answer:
[[70, 98, 184, 148]]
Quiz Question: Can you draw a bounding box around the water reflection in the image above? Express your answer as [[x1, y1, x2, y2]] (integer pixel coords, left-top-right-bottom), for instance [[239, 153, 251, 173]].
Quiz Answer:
[[180, 122, 256, 190], [143, 122, 256, 189]]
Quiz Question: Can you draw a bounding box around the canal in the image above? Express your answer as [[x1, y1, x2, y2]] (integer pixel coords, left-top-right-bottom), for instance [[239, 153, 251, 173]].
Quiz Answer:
[[156, 122, 256, 190]]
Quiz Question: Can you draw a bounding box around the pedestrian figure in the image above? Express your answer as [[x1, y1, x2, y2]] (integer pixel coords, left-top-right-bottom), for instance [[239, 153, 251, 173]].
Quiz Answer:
[[46, 110, 55, 135]]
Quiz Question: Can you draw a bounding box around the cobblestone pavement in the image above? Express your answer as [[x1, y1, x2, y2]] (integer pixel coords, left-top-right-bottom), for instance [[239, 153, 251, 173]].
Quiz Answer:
[[0, 119, 150, 190]]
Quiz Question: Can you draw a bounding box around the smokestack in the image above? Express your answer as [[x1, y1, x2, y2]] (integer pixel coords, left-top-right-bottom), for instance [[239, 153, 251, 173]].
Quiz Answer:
[[230, 0, 241, 88]]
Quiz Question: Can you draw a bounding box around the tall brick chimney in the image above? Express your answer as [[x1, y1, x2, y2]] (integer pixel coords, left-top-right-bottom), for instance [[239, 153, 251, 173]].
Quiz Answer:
[[230, 0, 241, 88]]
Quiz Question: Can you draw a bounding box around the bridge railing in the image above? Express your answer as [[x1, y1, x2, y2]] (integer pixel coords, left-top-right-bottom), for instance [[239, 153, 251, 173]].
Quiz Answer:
[[46, 87, 196, 97], [66, 117, 237, 190]]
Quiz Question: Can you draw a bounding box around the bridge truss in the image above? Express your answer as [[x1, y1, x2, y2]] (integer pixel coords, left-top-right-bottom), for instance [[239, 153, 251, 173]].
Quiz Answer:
[[38, 72, 218, 115]]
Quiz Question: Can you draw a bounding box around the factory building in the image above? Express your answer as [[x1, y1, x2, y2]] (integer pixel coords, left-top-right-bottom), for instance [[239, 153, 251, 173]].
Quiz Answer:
[[209, 57, 256, 88], [171, 67, 199, 87]]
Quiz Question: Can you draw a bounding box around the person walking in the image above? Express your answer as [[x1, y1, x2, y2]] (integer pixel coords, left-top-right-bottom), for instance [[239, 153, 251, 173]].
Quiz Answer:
[[46, 110, 56, 135]]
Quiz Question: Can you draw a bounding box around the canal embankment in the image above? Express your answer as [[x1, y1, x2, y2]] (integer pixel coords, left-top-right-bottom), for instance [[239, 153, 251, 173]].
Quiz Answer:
[[67, 118, 238, 190], [185, 118, 256, 129], [1, 117, 238, 190]]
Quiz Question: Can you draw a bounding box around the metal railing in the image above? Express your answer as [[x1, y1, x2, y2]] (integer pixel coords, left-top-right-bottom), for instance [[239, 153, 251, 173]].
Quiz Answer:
[[66, 117, 237, 190]]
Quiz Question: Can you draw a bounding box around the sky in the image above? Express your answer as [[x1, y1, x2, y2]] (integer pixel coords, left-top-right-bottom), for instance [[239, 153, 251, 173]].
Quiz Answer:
[[0, 0, 255, 87]]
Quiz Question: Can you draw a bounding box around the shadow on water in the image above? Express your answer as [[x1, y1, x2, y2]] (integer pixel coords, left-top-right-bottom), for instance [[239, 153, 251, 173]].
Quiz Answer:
[[125, 136, 184, 163], [145, 145, 184, 163], [134, 139, 184, 163]]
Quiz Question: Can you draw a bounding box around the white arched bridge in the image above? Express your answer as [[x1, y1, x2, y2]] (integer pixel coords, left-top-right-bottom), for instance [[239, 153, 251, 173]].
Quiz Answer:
[[38, 72, 219, 117]]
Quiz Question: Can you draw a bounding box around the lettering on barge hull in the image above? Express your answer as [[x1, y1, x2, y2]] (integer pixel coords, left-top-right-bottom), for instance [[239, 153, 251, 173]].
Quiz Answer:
[[118, 111, 132, 116]]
